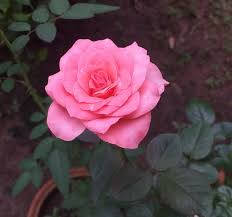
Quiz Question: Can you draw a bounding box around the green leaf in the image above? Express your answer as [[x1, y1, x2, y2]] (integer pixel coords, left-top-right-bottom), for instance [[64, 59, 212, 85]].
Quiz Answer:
[[157, 206, 185, 217], [95, 205, 123, 217], [124, 146, 145, 160], [31, 166, 43, 188], [213, 122, 232, 140], [0, 0, 10, 13], [12, 172, 31, 196], [189, 163, 218, 184], [49, 0, 70, 15], [19, 158, 37, 171], [33, 137, 54, 160], [186, 99, 215, 124], [110, 165, 152, 201], [126, 204, 153, 217], [146, 134, 182, 171], [12, 13, 31, 21], [89, 145, 123, 202], [78, 129, 100, 143], [30, 123, 48, 139], [8, 22, 31, 32], [11, 35, 30, 52], [36, 22, 57, 42], [62, 3, 119, 19], [157, 167, 213, 217], [30, 112, 45, 122], [0, 61, 12, 75], [32, 7, 50, 23], [7, 63, 21, 76], [16, 0, 31, 6], [180, 122, 214, 160], [1, 78, 15, 92], [48, 149, 70, 196]]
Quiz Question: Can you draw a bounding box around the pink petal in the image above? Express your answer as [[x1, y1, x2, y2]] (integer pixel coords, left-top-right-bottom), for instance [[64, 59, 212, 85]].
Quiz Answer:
[[45, 72, 69, 107], [95, 105, 119, 115], [73, 82, 102, 103], [113, 49, 133, 90], [65, 95, 100, 120], [79, 99, 110, 111], [77, 50, 118, 93], [47, 102, 85, 141], [111, 92, 140, 116], [125, 42, 150, 93], [83, 117, 120, 134], [87, 38, 117, 50], [60, 39, 92, 94], [128, 63, 169, 119], [98, 113, 151, 149], [107, 88, 132, 106]]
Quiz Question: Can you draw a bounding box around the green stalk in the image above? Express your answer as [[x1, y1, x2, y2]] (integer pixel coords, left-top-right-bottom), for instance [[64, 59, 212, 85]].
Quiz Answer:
[[0, 29, 46, 114]]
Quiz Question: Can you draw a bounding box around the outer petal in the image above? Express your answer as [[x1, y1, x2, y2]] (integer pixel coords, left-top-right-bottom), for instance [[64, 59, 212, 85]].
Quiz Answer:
[[47, 102, 85, 141], [111, 92, 140, 116], [125, 42, 150, 93], [98, 113, 151, 149], [45, 72, 69, 107], [128, 63, 169, 119], [60, 39, 92, 94], [83, 117, 120, 134], [65, 95, 101, 120]]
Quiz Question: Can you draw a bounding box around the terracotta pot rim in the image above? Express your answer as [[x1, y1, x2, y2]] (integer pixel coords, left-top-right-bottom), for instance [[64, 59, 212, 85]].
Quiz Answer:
[[27, 167, 89, 217]]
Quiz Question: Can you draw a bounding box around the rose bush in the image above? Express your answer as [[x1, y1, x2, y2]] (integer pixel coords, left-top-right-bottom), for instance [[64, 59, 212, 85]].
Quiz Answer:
[[45, 39, 168, 148]]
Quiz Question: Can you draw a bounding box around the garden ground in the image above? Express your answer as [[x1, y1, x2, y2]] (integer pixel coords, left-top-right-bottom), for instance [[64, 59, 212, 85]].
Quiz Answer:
[[0, 0, 232, 216]]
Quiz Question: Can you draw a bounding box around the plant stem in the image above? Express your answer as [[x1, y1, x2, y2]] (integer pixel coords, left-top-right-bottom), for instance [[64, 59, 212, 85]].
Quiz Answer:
[[0, 29, 46, 114]]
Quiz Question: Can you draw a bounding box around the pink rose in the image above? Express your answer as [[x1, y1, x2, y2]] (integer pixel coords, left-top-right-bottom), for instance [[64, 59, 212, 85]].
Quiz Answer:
[[45, 39, 168, 149]]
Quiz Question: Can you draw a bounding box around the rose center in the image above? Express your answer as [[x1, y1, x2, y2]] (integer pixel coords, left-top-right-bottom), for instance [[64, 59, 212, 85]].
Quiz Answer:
[[89, 69, 116, 98]]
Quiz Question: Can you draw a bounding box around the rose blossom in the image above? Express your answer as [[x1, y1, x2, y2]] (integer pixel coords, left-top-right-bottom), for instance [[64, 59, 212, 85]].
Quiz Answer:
[[45, 39, 168, 149]]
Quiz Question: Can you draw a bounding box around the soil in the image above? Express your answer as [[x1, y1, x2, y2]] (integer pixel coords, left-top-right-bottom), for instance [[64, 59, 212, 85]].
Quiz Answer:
[[1, 0, 232, 216]]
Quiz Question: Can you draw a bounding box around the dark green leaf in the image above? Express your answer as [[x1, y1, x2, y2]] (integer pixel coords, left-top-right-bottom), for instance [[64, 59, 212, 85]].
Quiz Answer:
[[49, 0, 70, 15], [126, 204, 153, 217], [180, 122, 214, 160], [31, 166, 43, 188], [32, 7, 50, 23], [157, 167, 213, 217], [19, 158, 37, 171], [12, 172, 31, 196], [89, 145, 123, 202], [16, 0, 31, 6], [0, 0, 10, 13], [33, 137, 54, 160], [8, 22, 31, 31], [30, 123, 48, 139], [0, 61, 12, 75], [186, 99, 215, 124], [1, 78, 15, 92], [7, 63, 21, 76], [30, 112, 45, 122], [36, 22, 57, 42], [124, 146, 145, 160], [62, 3, 119, 19], [48, 149, 70, 196], [158, 206, 185, 217], [213, 122, 232, 140], [11, 35, 30, 51], [110, 165, 152, 201], [189, 163, 218, 184], [12, 13, 31, 21], [95, 205, 123, 217], [146, 134, 182, 171], [78, 129, 100, 143]]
